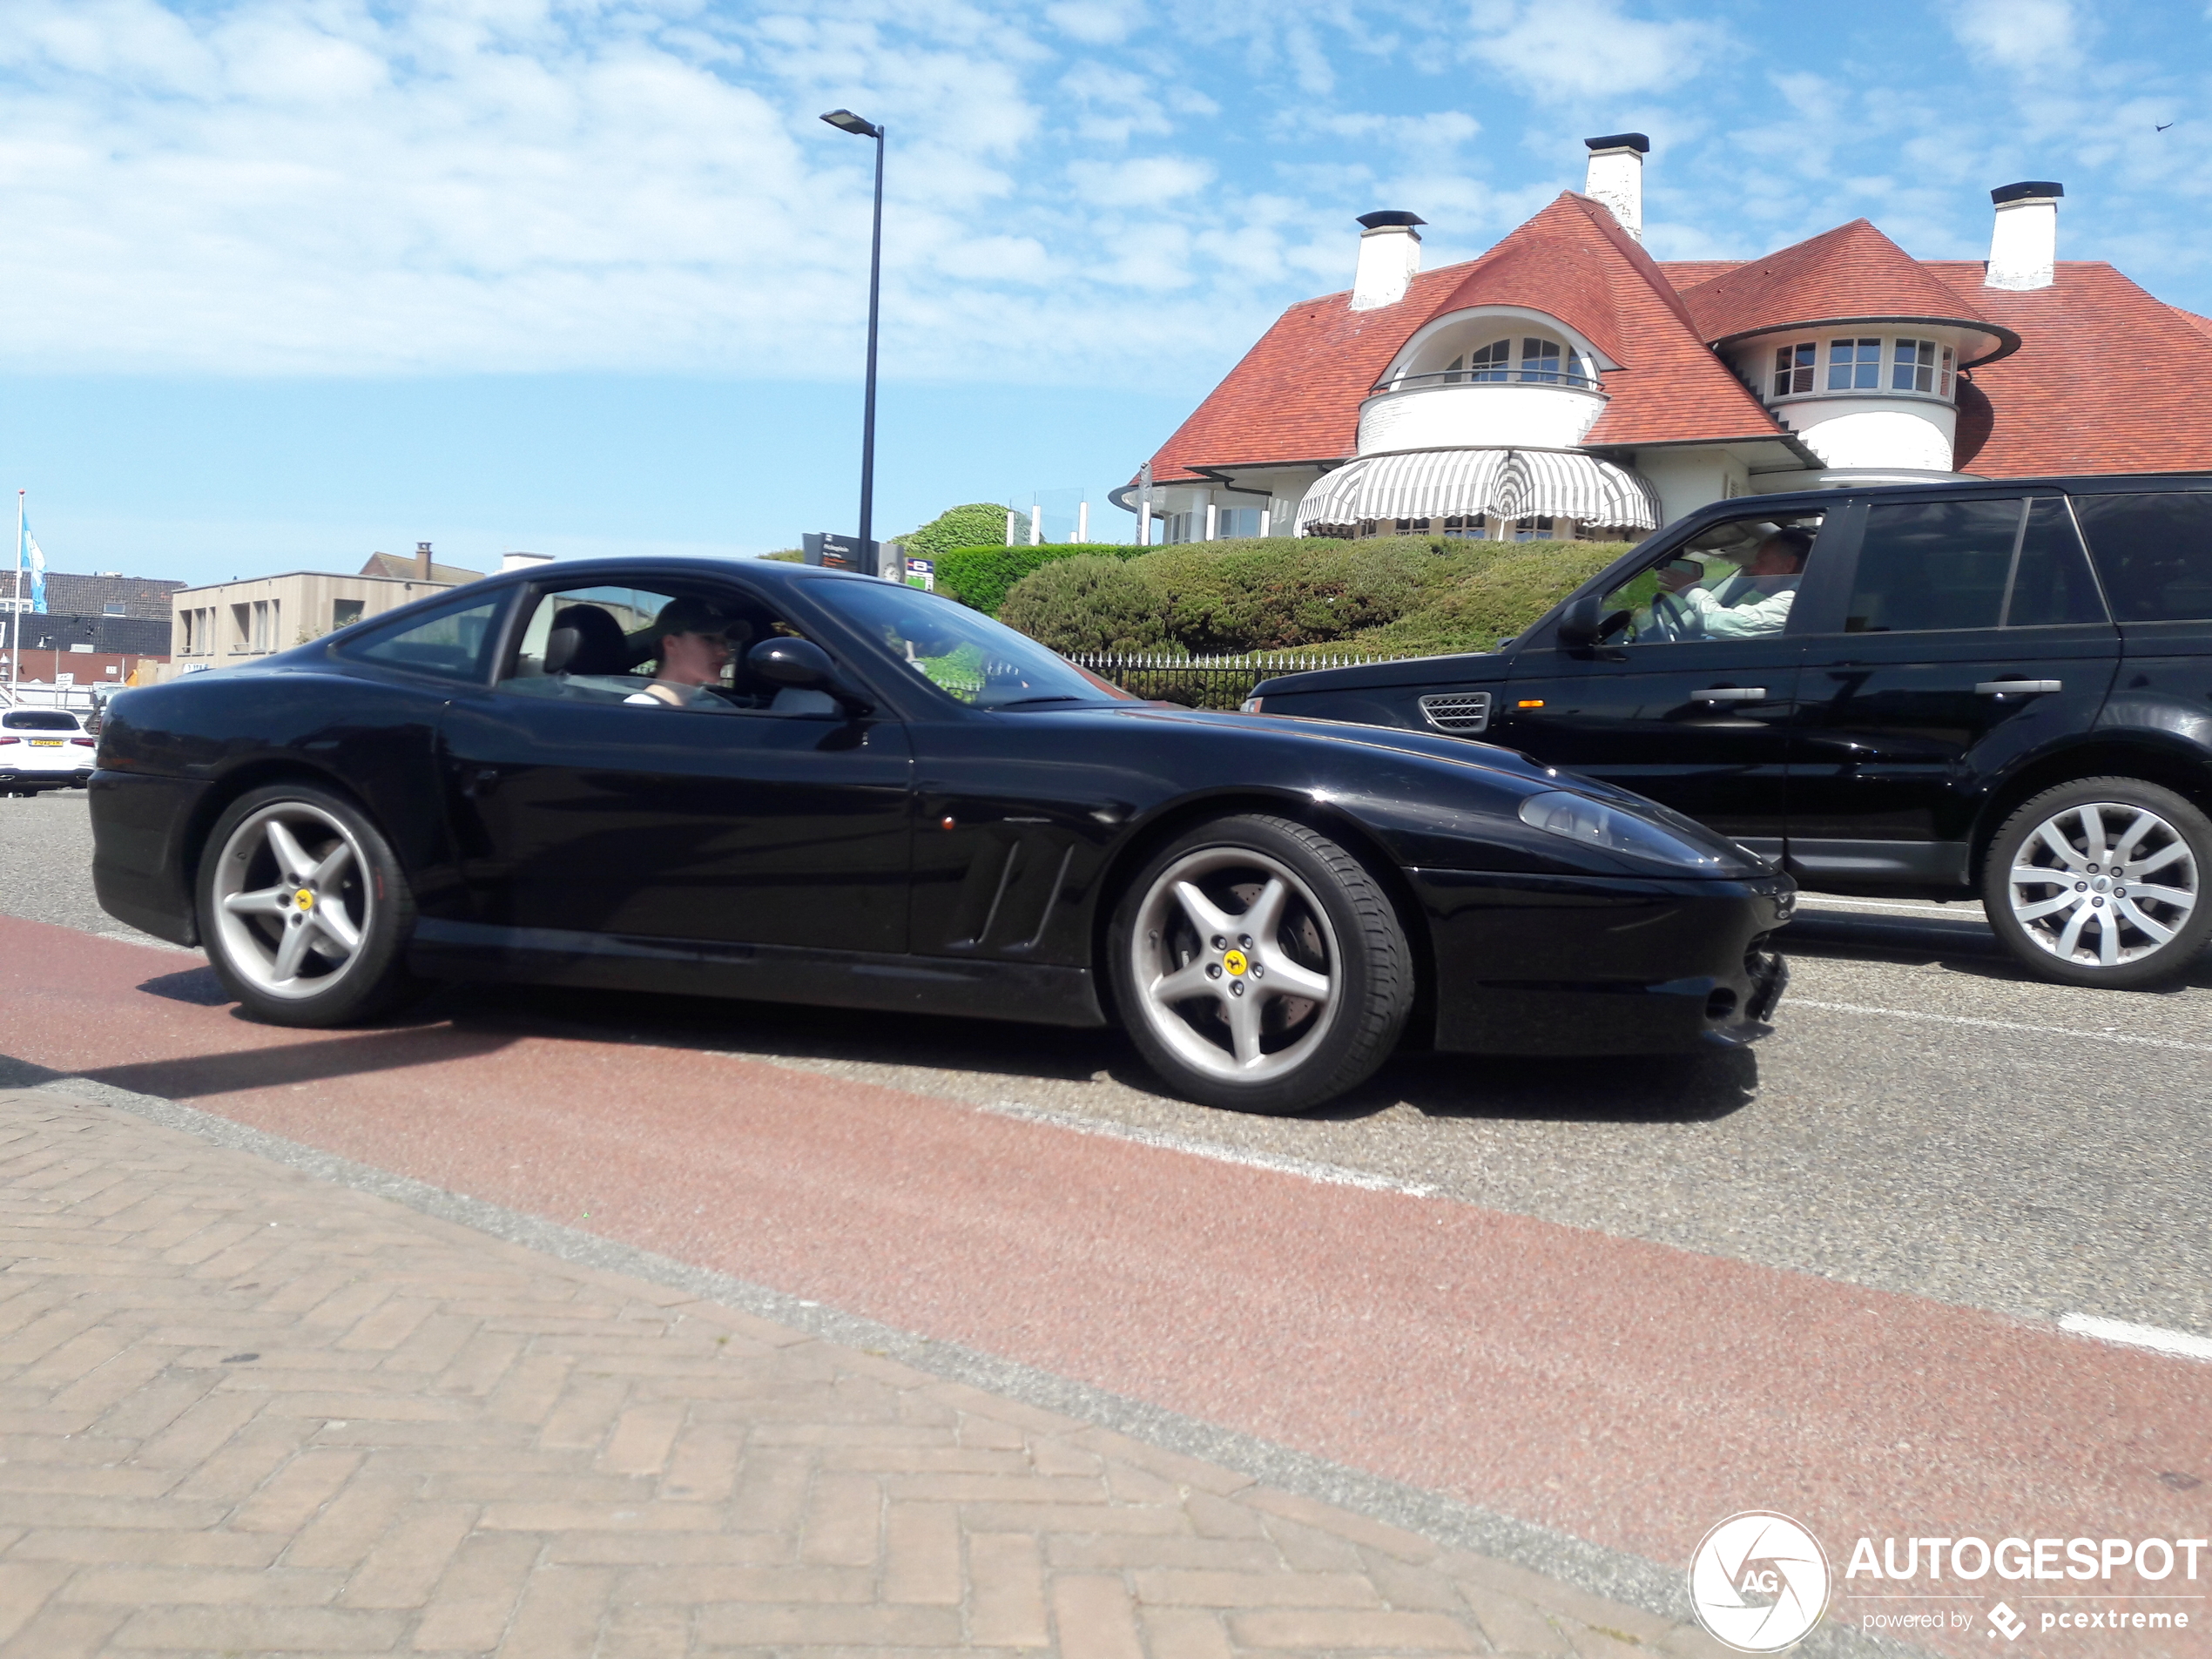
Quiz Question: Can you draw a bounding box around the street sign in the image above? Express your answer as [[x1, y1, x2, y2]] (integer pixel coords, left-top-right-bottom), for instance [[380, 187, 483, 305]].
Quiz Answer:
[[802, 532, 866, 571], [904, 557, 934, 592]]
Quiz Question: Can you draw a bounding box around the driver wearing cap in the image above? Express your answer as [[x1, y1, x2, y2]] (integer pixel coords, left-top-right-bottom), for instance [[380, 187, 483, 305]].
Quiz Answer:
[[624, 597, 752, 709]]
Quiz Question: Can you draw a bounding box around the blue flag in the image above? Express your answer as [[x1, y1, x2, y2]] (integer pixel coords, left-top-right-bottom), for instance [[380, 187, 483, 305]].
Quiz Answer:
[[21, 518, 44, 612]]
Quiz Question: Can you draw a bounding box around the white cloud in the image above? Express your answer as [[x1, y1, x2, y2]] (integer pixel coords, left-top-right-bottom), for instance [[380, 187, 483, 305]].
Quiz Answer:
[[1948, 0, 2080, 73], [1463, 0, 1728, 100], [1067, 154, 1216, 206]]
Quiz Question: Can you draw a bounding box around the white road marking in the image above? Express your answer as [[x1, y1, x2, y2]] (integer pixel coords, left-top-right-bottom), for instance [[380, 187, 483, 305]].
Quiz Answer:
[[2058, 1313, 2212, 1362], [1789, 999, 2212, 1055], [979, 1098, 1440, 1197]]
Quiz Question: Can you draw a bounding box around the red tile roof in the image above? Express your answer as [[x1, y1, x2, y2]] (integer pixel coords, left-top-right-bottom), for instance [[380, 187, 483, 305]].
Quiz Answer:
[[1921, 261, 2212, 475], [1143, 193, 1782, 484], [1140, 206, 2212, 490], [1676, 219, 1999, 347]]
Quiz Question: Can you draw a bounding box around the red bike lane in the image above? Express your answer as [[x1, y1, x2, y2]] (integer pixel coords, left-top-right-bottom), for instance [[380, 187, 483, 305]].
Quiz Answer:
[[3, 914, 2206, 1655]]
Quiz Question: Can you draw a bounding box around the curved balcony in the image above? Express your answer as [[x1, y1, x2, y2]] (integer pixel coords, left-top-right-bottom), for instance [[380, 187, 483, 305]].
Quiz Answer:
[[1357, 373, 1608, 456]]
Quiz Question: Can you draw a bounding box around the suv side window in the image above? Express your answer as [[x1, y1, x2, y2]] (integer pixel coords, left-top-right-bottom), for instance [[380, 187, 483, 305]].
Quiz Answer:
[[1846, 496, 2108, 633], [2005, 499, 2107, 627], [2070, 492, 2212, 622], [1592, 509, 1828, 645]]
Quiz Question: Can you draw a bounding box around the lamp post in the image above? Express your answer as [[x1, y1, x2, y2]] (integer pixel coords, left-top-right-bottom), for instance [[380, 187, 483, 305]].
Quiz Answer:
[[820, 108, 886, 575]]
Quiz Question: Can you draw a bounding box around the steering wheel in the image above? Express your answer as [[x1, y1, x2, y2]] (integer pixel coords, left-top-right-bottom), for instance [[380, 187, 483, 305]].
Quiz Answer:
[[1643, 589, 1697, 642]]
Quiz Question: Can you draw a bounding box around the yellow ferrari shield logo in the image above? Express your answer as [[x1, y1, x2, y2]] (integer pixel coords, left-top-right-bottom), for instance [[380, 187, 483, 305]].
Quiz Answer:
[[1222, 948, 1249, 976], [294, 889, 315, 911]]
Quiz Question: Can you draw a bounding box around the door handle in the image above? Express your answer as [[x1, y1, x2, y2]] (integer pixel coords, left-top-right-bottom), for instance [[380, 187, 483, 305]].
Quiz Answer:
[[1693, 686, 1770, 702], [1974, 679, 2061, 696], [459, 766, 502, 799]]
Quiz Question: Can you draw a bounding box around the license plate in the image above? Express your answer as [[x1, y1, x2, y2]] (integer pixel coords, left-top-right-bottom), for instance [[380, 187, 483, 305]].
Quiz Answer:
[[29, 739, 62, 747]]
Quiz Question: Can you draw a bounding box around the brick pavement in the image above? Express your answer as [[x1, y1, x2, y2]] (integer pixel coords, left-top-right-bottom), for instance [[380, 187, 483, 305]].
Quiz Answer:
[[0, 1087, 1733, 1657]]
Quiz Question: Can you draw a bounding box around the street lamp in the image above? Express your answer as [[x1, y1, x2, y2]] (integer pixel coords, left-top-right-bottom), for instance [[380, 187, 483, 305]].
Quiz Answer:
[[820, 108, 886, 575]]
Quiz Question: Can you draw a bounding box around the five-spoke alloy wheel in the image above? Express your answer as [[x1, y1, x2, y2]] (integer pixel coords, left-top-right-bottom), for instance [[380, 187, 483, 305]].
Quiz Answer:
[[198, 782, 421, 1025], [1985, 777, 2212, 988], [1109, 814, 1412, 1114]]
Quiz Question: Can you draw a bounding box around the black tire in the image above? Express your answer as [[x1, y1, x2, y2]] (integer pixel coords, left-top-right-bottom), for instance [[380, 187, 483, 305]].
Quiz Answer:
[[196, 781, 423, 1026], [1108, 813, 1413, 1114], [1983, 776, 2212, 988]]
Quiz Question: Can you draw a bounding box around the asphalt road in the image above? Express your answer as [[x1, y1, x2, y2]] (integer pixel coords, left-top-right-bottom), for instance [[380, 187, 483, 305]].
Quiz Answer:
[[5, 786, 2208, 1342]]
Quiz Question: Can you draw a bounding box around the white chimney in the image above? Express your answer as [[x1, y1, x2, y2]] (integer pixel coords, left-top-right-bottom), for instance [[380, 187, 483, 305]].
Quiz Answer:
[[1986, 180, 2062, 291], [1350, 211, 1424, 311], [1582, 132, 1649, 242]]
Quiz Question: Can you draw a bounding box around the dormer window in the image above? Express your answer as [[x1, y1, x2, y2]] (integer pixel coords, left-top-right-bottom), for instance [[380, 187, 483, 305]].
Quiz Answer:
[[1892, 338, 1954, 395], [1828, 337, 1882, 390], [1433, 336, 1597, 388]]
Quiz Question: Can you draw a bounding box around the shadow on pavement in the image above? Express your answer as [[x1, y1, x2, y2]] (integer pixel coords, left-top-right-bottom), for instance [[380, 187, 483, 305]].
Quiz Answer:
[[84, 1025, 523, 1100], [1778, 910, 2212, 993]]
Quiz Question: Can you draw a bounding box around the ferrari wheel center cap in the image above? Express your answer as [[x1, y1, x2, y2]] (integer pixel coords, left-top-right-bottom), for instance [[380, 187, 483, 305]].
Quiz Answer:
[[294, 889, 315, 911], [1222, 948, 1249, 976]]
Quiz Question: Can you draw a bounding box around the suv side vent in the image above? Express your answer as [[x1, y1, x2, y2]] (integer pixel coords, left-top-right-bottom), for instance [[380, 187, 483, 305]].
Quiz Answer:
[[1418, 691, 1493, 734]]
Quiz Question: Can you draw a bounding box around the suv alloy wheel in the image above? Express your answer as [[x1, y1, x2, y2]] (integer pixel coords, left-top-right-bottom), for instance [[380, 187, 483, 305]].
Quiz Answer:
[[1983, 777, 2212, 988]]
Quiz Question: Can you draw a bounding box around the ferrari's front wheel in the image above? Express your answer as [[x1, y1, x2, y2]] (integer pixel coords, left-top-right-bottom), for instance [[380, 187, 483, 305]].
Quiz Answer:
[[1109, 814, 1413, 1114], [197, 782, 421, 1027]]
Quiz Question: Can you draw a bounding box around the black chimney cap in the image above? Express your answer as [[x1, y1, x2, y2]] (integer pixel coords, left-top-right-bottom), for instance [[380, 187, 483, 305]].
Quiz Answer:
[[1991, 180, 2064, 204], [1356, 211, 1426, 230], [1584, 133, 1650, 154]]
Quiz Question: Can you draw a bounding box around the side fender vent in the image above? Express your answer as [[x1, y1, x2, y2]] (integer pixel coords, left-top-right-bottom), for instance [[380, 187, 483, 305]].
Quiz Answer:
[[1418, 691, 1493, 734]]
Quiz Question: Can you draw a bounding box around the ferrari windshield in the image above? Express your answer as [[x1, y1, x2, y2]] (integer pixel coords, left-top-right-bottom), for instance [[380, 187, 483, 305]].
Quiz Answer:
[[820, 578, 1135, 711]]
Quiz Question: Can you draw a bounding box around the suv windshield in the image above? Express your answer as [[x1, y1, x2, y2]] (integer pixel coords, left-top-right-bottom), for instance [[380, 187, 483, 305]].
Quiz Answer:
[[822, 580, 1134, 711]]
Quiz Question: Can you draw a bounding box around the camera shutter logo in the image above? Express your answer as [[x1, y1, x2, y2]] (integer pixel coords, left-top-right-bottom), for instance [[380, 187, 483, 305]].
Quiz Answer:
[[1689, 1512, 1831, 1652]]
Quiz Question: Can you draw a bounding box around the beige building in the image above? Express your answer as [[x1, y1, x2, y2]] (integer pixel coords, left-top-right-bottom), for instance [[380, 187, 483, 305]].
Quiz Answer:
[[151, 546, 489, 685]]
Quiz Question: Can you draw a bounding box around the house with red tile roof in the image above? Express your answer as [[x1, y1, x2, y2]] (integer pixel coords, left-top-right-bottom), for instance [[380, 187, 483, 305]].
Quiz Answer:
[[1117, 138, 2212, 544]]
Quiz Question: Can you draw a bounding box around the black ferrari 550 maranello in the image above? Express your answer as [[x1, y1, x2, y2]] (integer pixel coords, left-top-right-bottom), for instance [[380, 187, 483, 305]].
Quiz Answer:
[[90, 556, 1791, 1113]]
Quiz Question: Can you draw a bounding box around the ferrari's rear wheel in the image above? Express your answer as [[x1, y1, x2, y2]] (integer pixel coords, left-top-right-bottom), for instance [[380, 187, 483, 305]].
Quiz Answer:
[[198, 783, 421, 1026], [1109, 814, 1412, 1114]]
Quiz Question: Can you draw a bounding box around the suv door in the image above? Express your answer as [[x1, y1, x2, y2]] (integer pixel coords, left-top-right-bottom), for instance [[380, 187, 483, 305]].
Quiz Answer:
[[1787, 492, 2118, 887], [438, 577, 914, 953], [1493, 505, 1835, 856]]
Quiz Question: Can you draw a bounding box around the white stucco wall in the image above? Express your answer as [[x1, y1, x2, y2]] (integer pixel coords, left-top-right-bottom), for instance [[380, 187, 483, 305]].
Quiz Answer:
[[1630, 448, 1751, 529], [1357, 384, 1606, 455], [1784, 398, 1958, 471]]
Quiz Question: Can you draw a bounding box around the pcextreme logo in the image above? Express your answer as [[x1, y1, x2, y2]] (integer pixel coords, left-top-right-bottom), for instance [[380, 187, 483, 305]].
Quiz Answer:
[[1689, 1512, 1832, 1653]]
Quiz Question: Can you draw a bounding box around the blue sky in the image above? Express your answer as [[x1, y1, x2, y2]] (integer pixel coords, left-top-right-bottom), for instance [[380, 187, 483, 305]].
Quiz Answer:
[[0, 0, 2205, 585]]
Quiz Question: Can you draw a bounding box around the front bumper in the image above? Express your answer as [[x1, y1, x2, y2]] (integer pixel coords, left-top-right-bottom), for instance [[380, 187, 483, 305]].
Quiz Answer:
[[1409, 867, 1795, 1055]]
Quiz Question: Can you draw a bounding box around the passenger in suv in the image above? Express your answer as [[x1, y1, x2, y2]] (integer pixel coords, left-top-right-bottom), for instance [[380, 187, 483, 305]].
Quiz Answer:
[[1248, 477, 2212, 989]]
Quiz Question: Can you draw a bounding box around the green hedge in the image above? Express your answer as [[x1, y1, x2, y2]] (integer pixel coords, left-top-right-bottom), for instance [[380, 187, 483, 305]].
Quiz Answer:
[[995, 535, 1629, 658], [931, 543, 1143, 616]]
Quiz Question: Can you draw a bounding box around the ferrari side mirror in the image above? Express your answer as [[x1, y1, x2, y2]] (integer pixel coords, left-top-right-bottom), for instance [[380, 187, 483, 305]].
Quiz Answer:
[[747, 637, 873, 714]]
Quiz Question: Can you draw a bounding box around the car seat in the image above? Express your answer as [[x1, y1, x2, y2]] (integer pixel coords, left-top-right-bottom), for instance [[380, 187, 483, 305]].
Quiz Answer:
[[543, 606, 631, 677]]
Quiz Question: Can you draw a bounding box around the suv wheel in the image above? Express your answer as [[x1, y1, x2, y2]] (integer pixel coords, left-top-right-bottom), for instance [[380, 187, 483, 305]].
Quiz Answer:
[[1109, 814, 1413, 1114], [1984, 777, 2211, 988], [198, 782, 423, 1025]]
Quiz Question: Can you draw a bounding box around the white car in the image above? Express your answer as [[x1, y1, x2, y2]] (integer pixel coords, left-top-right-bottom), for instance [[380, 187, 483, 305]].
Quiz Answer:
[[0, 708, 98, 795]]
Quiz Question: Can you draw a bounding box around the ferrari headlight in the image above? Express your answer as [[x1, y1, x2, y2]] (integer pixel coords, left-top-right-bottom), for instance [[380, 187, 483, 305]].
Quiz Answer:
[[1516, 790, 1728, 869]]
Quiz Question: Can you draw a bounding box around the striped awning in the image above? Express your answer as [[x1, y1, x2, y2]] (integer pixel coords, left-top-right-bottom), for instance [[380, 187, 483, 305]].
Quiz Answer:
[[1293, 448, 1662, 536]]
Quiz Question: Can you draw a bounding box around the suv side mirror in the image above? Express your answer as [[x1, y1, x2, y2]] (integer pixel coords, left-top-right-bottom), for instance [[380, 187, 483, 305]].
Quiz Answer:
[[1554, 593, 1603, 651], [747, 637, 873, 714]]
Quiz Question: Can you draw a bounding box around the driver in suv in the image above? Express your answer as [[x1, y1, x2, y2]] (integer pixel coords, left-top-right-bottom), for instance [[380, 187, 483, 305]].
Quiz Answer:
[[1652, 529, 1811, 639]]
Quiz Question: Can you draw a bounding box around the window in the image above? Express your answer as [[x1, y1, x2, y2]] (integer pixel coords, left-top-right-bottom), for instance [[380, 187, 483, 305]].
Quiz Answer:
[[2071, 492, 2212, 622], [1217, 506, 1263, 539], [1467, 339, 1512, 382], [1940, 346, 1955, 396], [498, 583, 833, 715], [1828, 337, 1882, 390], [1892, 339, 1940, 394], [1511, 516, 1556, 542], [1845, 499, 2020, 633], [1593, 510, 1827, 645], [332, 598, 364, 631], [1772, 342, 1816, 396], [102, 603, 125, 617], [230, 604, 251, 651], [1518, 338, 1562, 384], [830, 581, 1134, 711], [1441, 515, 1487, 538], [341, 592, 507, 682]]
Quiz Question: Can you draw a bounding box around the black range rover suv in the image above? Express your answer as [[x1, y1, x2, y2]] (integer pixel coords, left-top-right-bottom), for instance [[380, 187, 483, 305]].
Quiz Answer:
[[1248, 475, 2212, 988]]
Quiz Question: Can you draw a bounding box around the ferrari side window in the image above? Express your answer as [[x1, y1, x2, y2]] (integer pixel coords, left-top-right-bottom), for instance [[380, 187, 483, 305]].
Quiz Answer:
[[340, 594, 508, 682]]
